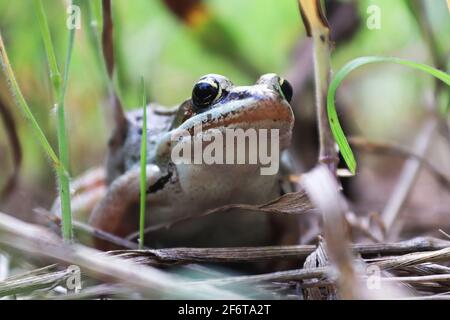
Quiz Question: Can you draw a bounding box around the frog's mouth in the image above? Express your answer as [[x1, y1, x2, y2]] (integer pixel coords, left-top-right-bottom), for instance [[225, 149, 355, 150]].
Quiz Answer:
[[178, 96, 294, 139]]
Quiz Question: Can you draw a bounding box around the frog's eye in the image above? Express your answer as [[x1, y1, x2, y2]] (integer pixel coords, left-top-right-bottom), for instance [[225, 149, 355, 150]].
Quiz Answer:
[[192, 79, 221, 109], [278, 78, 293, 103]]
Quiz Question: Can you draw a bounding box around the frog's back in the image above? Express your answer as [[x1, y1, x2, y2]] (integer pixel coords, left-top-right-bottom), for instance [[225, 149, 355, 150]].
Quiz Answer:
[[106, 103, 177, 183], [127, 103, 176, 136]]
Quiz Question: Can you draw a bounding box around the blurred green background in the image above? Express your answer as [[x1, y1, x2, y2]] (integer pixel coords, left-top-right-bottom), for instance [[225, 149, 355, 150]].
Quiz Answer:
[[0, 0, 448, 216]]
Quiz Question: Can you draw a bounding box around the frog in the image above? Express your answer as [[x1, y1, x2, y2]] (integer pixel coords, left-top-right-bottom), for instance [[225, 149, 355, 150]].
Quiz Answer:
[[58, 73, 299, 251]]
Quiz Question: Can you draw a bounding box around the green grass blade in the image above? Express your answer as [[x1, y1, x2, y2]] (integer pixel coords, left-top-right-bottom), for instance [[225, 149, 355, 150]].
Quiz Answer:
[[56, 0, 81, 241], [34, 0, 78, 241], [139, 77, 147, 249], [0, 34, 60, 167], [34, 0, 61, 92], [57, 11, 76, 170], [327, 56, 450, 175], [85, 0, 111, 91]]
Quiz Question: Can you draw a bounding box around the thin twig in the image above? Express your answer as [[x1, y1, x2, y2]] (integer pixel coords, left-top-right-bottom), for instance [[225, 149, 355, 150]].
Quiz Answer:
[[382, 118, 437, 239], [298, 0, 339, 173], [376, 274, 450, 284], [108, 237, 450, 266], [349, 136, 450, 191], [373, 247, 450, 270], [192, 246, 450, 288]]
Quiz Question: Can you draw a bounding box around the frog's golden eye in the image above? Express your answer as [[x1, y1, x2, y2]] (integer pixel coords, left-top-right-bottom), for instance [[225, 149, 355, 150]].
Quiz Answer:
[[192, 78, 221, 110], [278, 78, 293, 103]]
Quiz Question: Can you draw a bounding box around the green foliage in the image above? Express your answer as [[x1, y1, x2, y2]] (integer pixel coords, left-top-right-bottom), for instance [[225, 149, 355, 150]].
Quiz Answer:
[[327, 56, 450, 174], [33, 0, 80, 241], [139, 77, 147, 249]]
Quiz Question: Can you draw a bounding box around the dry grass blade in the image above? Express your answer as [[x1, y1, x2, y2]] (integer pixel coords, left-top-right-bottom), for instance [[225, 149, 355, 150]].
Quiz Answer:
[[110, 245, 316, 266], [351, 237, 450, 256], [399, 263, 450, 277], [127, 191, 313, 240], [189, 267, 330, 287], [181, 239, 450, 294], [109, 237, 450, 266], [301, 166, 410, 299], [204, 191, 313, 215], [190, 246, 450, 290], [302, 237, 337, 299], [2, 264, 57, 281], [45, 283, 135, 300], [382, 119, 437, 239], [0, 95, 21, 200], [376, 274, 450, 284], [0, 211, 244, 299], [0, 269, 71, 297], [373, 247, 450, 270], [301, 165, 358, 299]]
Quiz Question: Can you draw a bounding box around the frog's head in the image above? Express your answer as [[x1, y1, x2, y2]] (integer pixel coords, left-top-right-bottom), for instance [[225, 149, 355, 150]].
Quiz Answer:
[[171, 73, 294, 148], [106, 73, 295, 183], [156, 73, 295, 178]]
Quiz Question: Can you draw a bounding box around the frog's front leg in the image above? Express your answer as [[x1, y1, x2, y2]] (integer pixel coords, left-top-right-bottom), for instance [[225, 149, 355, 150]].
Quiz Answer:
[[89, 164, 163, 250]]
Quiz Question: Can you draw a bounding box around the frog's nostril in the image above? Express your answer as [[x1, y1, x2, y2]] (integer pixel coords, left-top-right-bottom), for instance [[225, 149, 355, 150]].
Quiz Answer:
[[278, 78, 293, 103]]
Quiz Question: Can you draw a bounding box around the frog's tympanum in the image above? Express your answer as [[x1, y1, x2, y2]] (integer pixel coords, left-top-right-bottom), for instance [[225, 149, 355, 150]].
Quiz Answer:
[[72, 74, 299, 251]]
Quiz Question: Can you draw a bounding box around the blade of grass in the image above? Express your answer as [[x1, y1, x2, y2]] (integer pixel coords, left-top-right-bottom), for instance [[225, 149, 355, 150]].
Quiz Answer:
[[139, 77, 147, 249], [0, 34, 60, 166], [327, 56, 450, 174], [34, 0, 78, 241], [85, 0, 110, 91], [34, 0, 61, 93]]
